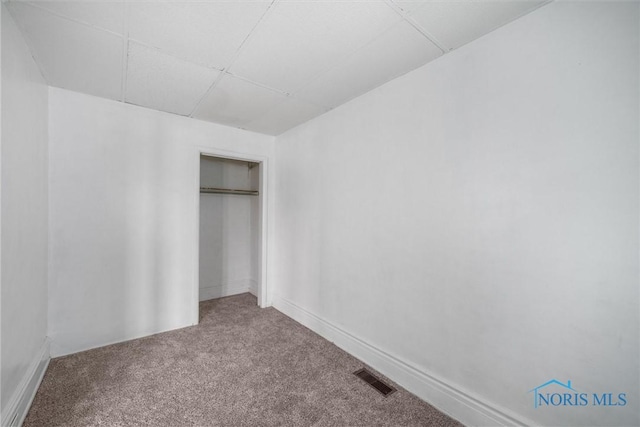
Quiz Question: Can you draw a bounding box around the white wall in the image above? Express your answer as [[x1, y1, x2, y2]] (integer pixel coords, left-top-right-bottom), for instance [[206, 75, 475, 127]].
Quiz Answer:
[[199, 157, 259, 300], [273, 2, 639, 426], [48, 88, 274, 357], [1, 3, 49, 419]]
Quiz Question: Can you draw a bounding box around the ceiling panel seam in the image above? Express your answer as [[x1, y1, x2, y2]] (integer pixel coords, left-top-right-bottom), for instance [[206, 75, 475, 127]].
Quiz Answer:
[[125, 37, 223, 72], [384, 0, 448, 53], [24, 1, 123, 38], [189, 0, 278, 118], [284, 14, 406, 96], [290, 19, 430, 104], [6, 3, 52, 85], [257, 0, 444, 104], [225, 71, 292, 98], [123, 99, 192, 119], [220, 70, 331, 113], [126, 39, 223, 73], [120, 2, 129, 102]]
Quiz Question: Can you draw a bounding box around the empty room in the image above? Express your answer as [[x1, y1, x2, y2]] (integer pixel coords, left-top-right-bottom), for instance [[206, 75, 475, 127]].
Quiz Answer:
[[1, 0, 638, 426]]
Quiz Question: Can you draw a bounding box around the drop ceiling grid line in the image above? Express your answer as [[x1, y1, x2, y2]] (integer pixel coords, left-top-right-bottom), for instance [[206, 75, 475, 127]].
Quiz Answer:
[[6, 3, 52, 85], [224, 71, 290, 97], [290, 15, 431, 106], [286, 27, 401, 105], [384, 0, 448, 53], [23, 1, 123, 39], [23, 0, 229, 74], [225, 71, 330, 111], [283, 10, 407, 98], [123, 99, 193, 119], [120, 2, 130, 103], [188, 0, 279, 118], [276, 1, 419, 100], [124, 38, 223, 72], [125, 38, 224, 73]]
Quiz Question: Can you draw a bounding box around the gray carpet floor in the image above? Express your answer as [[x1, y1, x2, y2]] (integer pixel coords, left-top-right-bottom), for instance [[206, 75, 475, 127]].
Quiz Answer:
[[24, 293, 462, 426]]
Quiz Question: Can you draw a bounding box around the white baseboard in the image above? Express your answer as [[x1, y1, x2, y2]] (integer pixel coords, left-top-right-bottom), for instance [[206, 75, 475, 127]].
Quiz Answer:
[[272, 295, 531, 427], [199, 279, 253, 301], [1, 339, 50, 427]]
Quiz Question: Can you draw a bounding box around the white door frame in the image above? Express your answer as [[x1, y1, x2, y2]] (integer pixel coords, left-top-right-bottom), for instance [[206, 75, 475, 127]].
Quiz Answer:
[[193, 146, 270, 323]]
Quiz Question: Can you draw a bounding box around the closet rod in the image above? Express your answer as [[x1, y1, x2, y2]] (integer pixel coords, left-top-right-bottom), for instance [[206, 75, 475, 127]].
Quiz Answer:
[[200, 187, 259, 196]]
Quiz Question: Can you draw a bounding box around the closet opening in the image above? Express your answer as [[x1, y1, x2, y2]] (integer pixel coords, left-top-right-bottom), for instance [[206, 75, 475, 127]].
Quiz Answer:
[[196, 152, 267, 320]]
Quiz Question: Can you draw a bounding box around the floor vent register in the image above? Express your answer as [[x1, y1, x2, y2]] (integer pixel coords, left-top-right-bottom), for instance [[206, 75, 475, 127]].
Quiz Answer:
[[353, 368, 396, 397]]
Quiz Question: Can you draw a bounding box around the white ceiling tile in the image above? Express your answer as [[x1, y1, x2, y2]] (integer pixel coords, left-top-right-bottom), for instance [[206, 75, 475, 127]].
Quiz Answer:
[[405, 1, 548, 50], [8, 2, 123, 101], [8, 0, 551, 135], [28, 1, 125, 34], [193, 74, 289, 128], [128, 2, 271, 70], [230, 0, 402, 93], [126, 42, 220, 116], [297, 21, 442, 109], [245, 97, 327, 136]]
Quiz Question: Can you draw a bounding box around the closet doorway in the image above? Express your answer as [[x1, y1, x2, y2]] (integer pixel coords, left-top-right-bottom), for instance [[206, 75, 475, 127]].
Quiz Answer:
[[196, 152, 267, 316]]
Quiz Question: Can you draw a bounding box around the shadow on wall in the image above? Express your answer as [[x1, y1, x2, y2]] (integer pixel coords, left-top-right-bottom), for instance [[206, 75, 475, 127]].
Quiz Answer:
[[118, 118, 192, 341]]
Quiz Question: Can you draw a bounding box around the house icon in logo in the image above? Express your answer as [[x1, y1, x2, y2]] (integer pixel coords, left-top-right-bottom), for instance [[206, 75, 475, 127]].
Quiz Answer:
[[528, 379, 576, 408]]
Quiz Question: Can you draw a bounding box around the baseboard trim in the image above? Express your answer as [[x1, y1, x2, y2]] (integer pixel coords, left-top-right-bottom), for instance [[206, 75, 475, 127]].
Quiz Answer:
[[199, 279, 253, 301], [1, 339, 50, 427], [272, 295, 531, 427], [50, 321, 194, 358]]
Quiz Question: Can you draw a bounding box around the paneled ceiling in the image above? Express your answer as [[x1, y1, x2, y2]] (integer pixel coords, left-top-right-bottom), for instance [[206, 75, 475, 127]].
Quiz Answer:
[[7, 0, 549, 135]]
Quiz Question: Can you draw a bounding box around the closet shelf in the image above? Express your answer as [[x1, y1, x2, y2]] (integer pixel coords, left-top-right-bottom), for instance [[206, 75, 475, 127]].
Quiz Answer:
[[200, 187, 259, 196]]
